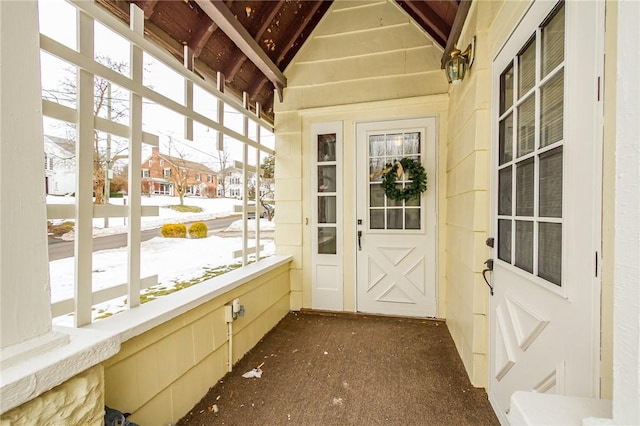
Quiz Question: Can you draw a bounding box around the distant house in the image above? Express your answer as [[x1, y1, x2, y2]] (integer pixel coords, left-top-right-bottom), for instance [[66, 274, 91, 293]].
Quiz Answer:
[[44, 135, 75, 196], [218, 165, 274, 200], [217, 166, 244, 198], [141, 147, 217, 197]]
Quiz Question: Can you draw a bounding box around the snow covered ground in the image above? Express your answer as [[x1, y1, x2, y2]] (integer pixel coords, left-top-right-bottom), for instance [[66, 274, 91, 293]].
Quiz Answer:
[[47, 195, 276, 325]]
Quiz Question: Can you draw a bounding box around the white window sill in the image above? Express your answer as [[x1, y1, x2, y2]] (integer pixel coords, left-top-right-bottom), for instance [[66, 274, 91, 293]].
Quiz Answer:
[[0, 255, 291, 415]]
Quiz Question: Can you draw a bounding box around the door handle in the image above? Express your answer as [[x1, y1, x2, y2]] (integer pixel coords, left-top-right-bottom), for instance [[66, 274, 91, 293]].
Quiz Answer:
[[482, 259, 494, 296], [357, 231, 362, 251]]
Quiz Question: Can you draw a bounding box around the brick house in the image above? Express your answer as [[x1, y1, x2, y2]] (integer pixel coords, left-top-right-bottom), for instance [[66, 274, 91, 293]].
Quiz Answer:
[[141, 147, 217, 197]]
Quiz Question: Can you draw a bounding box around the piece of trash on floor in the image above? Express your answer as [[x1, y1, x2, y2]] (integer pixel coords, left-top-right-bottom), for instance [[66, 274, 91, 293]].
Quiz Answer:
[[323, 351, 328, 355], [332, 397, 344, 406], [216, 395, 221, 401], [287, 414, 291, 421], [242, 368, 263, 378], [292, 349, 299, 353], [212, 404, 219, 414]]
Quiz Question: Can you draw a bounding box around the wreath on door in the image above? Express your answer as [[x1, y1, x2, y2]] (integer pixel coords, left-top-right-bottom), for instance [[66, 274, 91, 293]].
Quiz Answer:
[[378, 157, 427, 202]]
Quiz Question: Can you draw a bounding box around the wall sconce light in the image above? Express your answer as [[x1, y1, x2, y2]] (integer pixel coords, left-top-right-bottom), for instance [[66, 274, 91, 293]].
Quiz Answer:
[[445, 36, 476, 85]]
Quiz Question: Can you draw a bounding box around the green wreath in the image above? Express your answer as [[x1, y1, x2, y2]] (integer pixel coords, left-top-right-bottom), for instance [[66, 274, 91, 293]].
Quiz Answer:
[[381, 157, 427, 201]]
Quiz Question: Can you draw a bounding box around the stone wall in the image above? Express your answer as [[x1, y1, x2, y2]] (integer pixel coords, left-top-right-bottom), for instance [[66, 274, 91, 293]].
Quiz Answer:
[[0, 366, 104, 426]]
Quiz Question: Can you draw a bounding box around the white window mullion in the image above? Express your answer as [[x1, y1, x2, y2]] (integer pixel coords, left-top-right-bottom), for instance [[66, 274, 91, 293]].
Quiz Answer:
[[533, 27, 542, 276], [184, 45, 194, 141], [255, 103, 262, 261], [74, 10, 95, 327], [127, 4, 144, 308], [241, 93, 249, 266]]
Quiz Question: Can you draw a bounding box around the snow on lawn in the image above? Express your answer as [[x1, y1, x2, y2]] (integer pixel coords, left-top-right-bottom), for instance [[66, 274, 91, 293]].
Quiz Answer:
[[47, 195, 240, 238], [47, 195, 277, 326]]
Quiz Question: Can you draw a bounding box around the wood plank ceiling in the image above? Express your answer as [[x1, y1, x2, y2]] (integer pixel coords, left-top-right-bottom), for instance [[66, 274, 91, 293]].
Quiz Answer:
[[96, 0, 463, 123]]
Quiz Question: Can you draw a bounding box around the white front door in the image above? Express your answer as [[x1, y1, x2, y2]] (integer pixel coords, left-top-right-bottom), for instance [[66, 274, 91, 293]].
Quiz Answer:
[[356, 118, 437, 317], [488, 1, 603, 420]]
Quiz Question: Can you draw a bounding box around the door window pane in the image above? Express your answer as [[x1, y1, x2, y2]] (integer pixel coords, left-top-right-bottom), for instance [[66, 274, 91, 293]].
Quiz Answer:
[[370, 184, 384, 207], [386, 134, 402, 157], [318, 134, 336, 162], [369, 134, 385, 157], [318, 196, 336, 223], [500, 64, 514, 114], [540, 72, 564, 147], [515, 220, 534, 273], [538, 222, 562, 285], [405, 209, 420, 230], [498, 219, 512, 263], [387, 209, 403, 230], [403, 132, 420, 155], [541, 3, 565, 78], [539, 147, 563, 217], [318, 227, 337, 254], [370, 210, 384, 229], [369, 158, 385, 182], [518, 96, 535, 157], [516, 158, 534, 216], [499, 113, 513, 165], [499, 166, 512, 216], [318, 166, 336, 192], [518, 38, 536, 97]]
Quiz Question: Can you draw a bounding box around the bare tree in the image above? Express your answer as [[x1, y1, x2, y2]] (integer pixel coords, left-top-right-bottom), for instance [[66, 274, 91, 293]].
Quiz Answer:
[[45, 56, 130, 204], [212, 141, 232, 197], [247, 155, 275, 221], [166, 137, 191, 206]]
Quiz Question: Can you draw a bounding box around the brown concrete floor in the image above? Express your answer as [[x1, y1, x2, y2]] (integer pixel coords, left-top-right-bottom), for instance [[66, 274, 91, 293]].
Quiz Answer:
[[177, 311, 499, 426]]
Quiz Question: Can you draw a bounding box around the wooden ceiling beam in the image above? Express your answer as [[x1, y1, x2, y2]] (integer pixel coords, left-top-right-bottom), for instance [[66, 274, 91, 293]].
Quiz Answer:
[[400, 1, 449, 48], [441, 0, 472, 68], [141, 0, 159, 19], [248, 75, 268, 99], [190, 21, 218, 57], [194, 0, 287, 95], [225, 0, 285, 82], [276, 0, 323, 66]]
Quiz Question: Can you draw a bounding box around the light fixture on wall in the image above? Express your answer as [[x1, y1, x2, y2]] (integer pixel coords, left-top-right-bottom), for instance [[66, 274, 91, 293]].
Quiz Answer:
[[445, 36, 476, 85]]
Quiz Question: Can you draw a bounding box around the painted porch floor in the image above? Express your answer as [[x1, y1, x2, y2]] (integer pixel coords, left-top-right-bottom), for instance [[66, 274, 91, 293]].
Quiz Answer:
[[177, 311, 499, 426]]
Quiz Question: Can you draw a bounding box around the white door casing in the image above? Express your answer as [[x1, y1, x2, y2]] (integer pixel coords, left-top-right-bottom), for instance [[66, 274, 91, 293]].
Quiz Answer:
[[488, 1, 603, 421], [356, 118, 437, 317]]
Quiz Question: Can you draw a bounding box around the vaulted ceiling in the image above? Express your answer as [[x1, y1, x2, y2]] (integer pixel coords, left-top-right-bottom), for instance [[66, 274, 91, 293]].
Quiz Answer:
[[96, 0, 468, 123]]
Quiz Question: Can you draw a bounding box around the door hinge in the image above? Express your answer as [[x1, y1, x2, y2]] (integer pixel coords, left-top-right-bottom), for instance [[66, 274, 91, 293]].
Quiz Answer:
[[595, 251, 599, 277], [597, 76, 601, 101]]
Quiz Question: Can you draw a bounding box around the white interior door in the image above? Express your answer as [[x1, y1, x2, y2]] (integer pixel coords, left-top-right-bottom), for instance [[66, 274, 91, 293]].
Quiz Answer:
[[488, 1, 603, 421], [356, 118, 437, 317]]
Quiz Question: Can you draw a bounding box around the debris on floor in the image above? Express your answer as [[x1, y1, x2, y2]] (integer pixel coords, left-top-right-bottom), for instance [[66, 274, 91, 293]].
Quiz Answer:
[[242, 368, 263, 378], [332, 397, 344, 406]]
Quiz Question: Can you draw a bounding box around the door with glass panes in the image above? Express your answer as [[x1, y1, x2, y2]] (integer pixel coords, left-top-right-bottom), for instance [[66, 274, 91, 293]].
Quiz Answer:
[[356, 118, 437, 317], [488, 1, 603, 418]]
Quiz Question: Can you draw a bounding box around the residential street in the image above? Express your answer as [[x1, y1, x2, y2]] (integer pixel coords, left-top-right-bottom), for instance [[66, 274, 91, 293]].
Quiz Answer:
[[48, 215, 239, 261]]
